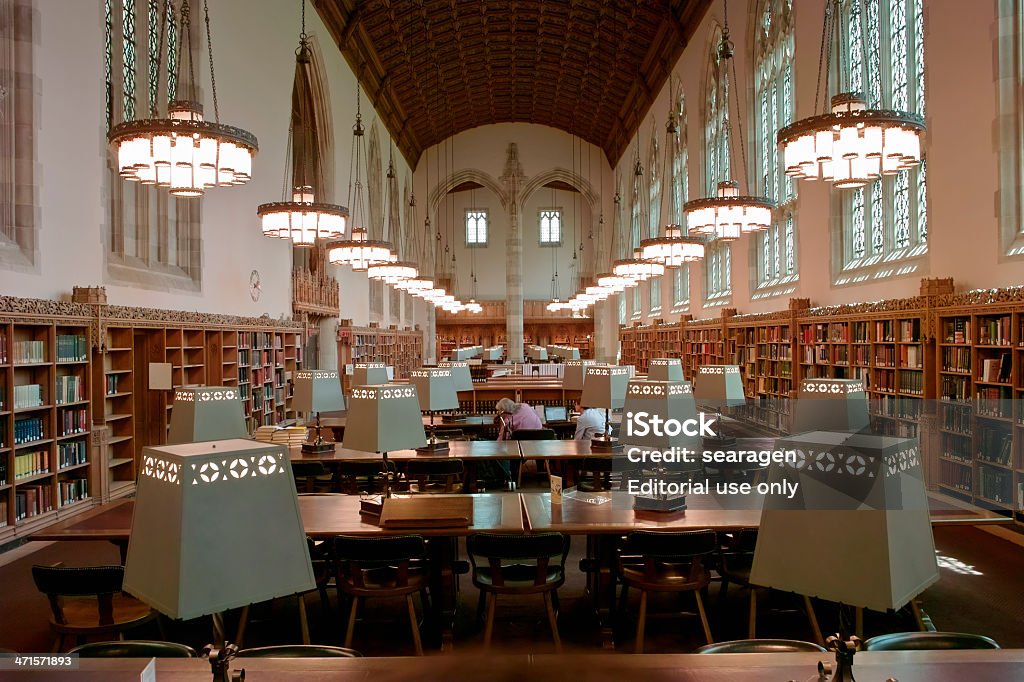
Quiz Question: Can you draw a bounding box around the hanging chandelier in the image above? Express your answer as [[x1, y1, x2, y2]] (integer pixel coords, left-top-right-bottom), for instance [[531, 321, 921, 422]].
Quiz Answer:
[[109, 0, 256, 197], [684, 8, 774, 239], [395, 275, 434, 293], [258, 1, 346, 246], [612, 248, 665, 281], [778, 0, 924, 189], [368, 149, 416, 282], [596, 272, 631, 292]]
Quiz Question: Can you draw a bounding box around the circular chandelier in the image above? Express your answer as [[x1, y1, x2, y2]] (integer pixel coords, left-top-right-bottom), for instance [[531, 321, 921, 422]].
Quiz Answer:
[[685, 181, 773, 241], [779, 0, 925, 190], [464, 300, 483, 314], [396, 276, 433, 293], [327, 227, 392, 271], [612, 249, 665, 281], [109, 2, 256, 197], [640, 226, 706, 265], [596, 273, 631, 293], [367, 260, 418, 284], [546, 299, 565, 312]]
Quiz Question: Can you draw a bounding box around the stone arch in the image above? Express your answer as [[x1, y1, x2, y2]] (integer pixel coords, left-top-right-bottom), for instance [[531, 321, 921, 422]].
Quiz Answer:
[[428, 168, 509, 214], [519, 167, 599, 214]]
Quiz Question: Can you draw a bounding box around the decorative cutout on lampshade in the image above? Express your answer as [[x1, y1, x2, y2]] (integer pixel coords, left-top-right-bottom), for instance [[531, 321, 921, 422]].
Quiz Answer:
[[792, 378, 870, 434], [438, 361, 474, 392], [580, 366, 630, 410], [342, 384, 427, 453], [562, 359, 599, 392], [123, 439, 316, 621], [291, 370, 346, 414], [166, 387, 249, 445], [693, 365, 747, 409], [410, 368, 460, 413], [647, 358, 684, 382], [750, 431, 938, 613], [352, 363, 390, 387]]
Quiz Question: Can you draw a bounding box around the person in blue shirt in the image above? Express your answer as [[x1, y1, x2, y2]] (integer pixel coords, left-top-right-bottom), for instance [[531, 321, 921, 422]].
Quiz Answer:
[[573, 400, 607, 441]]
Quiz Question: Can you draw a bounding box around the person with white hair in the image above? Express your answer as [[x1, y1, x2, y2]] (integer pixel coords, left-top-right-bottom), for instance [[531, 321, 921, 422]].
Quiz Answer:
[[494, 397, 543, 440]]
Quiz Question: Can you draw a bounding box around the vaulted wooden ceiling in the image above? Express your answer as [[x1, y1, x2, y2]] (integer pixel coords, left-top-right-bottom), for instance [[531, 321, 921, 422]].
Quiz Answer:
[[312, 0, 712, 167]]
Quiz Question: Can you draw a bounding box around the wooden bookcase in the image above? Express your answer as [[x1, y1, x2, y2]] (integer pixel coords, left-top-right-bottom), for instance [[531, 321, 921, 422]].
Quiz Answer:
[[0, 305, 93, 544], [337, 322, 424, 390], [728, 309, 799, 432]]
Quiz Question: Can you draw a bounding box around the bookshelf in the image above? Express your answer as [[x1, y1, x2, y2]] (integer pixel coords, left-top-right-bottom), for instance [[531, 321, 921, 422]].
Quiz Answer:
[[0, 308, 93, 544], [337, 322, 424, 390], [683, 317, 726, 380], [728, 310, 798, 432]]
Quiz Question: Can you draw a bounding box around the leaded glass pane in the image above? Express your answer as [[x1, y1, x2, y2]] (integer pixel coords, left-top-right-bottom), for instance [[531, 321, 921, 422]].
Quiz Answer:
[[760, 88, 770, 197], [762, 231, 771, 282], [122, 0, 136, 120], [772, 225, 781, 279], [894, 171, 910, 248], [849, 0, 863, 93], [770, 82, 779, 202], [783, 64, 794, 198], [105, 0, 112, 129], [852, 188, 866, 259], [466, 210, 488, 244], [633, 286, 641, 313], [891, 0, 908, 111], [914, 0, 924, 114], [167, 5, 177, 101], [710, 248, 720, 294], [650, 276, 661, 309], [540, 209, 561, 244], [619, 295, 626, 324], [870, 180, 884, 254], [866, 0, 882, 107], [148, 0, 158, 115], [723, 244, 731, 292], [785, 215, 795, 275], [674, 266, 688, 304], [917, 161, 927, 243]]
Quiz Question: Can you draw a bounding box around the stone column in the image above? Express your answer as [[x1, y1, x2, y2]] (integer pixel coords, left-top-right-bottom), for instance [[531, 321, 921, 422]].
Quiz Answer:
[[319, 317, 339, 372], [500, 143, 526, 363], [426, 305, 437, 364]]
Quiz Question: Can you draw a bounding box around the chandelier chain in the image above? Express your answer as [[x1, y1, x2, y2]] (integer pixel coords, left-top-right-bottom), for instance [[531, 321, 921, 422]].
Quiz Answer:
[[202, 0, 219, 122]]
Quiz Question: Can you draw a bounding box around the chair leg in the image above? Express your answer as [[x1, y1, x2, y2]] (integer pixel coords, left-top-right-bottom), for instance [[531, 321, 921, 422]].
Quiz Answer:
[[406, 595, 424, 656], [543, 591, 562, 652], [235, 605, 250, 649], [344, 597, 359, 649], [797, 595, 822, 646], [747, 587, 757, 639], [551, 589, 560, 615], [476, 590, 486, 624], [297, 593, 310, 645], [634, 590, 648, 654], [695, 589, 713, 645], [483, 592, 497, 650]]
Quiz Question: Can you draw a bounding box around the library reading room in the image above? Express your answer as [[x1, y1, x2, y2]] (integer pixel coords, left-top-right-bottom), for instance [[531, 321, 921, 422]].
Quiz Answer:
[[1, 0, 1023, 679]]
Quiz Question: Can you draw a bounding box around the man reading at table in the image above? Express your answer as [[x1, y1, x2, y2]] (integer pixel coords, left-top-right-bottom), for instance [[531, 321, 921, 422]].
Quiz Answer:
[[495, 397, 544, 440], [574, 400, 607, 441]]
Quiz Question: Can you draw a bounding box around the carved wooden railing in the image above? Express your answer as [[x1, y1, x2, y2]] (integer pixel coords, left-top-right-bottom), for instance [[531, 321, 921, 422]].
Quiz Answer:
[[292, 268, 339, 317]]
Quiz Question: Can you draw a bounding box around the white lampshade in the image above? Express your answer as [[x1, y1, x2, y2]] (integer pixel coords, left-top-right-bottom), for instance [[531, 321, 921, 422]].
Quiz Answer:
[[342, 384, 427, 453], [647, 358, 684, 382], [353, 362, 390, 387], [562, 359, 599, 391], [291, 370, 346, 413], [123, 440, 316, 620], [792, 378, 870, 434], [526, 346, 548, 362], [167, 386, 249, 444], [619, 379, 701, 455], [580, 365, 629, 410], [438, 361, 474, 392], [410, 367, 460, 412], [693, 365, 746, 409]]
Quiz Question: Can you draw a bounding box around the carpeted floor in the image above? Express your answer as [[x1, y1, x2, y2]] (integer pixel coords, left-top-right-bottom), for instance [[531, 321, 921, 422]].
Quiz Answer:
[[1, 512, 1021, 655]]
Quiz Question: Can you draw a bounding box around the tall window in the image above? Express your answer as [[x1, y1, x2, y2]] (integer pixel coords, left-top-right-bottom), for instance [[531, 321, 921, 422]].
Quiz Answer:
[[673, 94, 691, 308], [539, 208, 561, 245], [673, 267, 689, 307], [466, 209, 488, 246], [647, 135, 660, 238], [618, 293, 627, 325], [755, 0, 799, 287], [841, 0, 927, 269], [997, 0, 1024, 255], [631, 285, 641, 319], [629, 158, 643, 252], [105, 0, 200, 287], [649, 275, 662, 313], [704, 29, 732, 301]]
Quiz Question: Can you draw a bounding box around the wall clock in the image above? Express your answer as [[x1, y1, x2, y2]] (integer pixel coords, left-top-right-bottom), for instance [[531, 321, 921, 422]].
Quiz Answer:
[[249, 269, 262, 302]]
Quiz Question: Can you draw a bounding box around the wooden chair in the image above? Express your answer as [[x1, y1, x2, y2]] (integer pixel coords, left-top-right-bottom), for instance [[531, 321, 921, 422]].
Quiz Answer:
[[402, 458, 465, 493], [236, 644, 361, 657], [69, 640, 198, 657], [863, 632, 1000, 651], [618, 529, 717, 652], [335, 535, 429, 656], [695, 639, 827, 653], [31, 564, 159, 652], [467, 532, 569, 651]]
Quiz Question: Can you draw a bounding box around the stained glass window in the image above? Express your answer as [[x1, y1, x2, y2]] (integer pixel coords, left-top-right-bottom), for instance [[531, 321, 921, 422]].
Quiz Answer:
[[673, 95, 688, 227], [706, 33, 730, 194], [539, 209, 561, 244], [632, 286, 641, 316], [648, 138, 660, 238], [673, 266, 689, 305], [772, 225, 780, 279], [865, 0, 882, 108], [167, 4, 177, 100], [105, 0, 112, 130], [619, 294, 626, 325], [894, 172, 910, 248], [785, 215, 795, 275], [852, 188, 866, 259], [917, 159, 927, 242], [891, 0, 908, 111], [762, 230, 772, 283], [122, 0, 136, 120], [650, 276, 661, 311], [148, 0, 158, 116], [870, 179, 884, 254]]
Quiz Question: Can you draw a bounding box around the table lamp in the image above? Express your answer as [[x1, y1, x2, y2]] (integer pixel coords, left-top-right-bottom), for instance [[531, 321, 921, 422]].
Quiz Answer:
[[352, 362, 390, 387], [620, 378, 702, 512], [167, 387, 249, 444], [580, 365, 629, 451], [342, 383, 427, 510], [750, 430, 939, 681], [124, 439, 316, 659], [792, 378, 870, 435], [292, 370, 346, 454], [647, 358, 684, 382], [438, 360, 474, 392], [562, 359, 599, 392], [527, 345, 548, 362], [692, 365, 746, 448], [410, 367, 460, 452]]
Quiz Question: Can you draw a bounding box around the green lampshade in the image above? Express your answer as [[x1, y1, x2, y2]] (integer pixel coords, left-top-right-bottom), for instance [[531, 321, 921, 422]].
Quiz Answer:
[[291, 370, 346, 414], [792, 378, 870, 434], [562, 359, 599, 391], [438, 361, 474, 392], [342, 383, 427, 452], [619, 379, 701, 454], [123, 439, 316, 621], [166, 386, 249, 444], [484, 346, 503, 361], [648, 358, 684, 382], [410, 367, 460, 412], [693, 365, 746, 409], [353, 362, 390, 386], [451, 346, 483, 361], [580, 365, 629, 410], [547, 345, 580, 360], [526, 345, 548, 362]]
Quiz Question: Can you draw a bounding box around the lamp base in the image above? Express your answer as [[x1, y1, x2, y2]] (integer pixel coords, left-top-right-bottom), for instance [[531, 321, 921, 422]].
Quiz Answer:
[[416, 440, 450, 453], [632, 494, 687, 513], [301, 441, 335, 454], [590, 436, 622, 452], [359, 495, 384, 516]]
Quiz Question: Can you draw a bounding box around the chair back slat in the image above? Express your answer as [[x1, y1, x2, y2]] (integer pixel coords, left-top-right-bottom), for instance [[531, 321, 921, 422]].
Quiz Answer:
[[624, 529, 717, 559], [32, 565, 126, 596]]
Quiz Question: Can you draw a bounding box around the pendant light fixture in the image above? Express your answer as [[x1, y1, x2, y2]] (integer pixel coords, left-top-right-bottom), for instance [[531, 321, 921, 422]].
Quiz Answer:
[[258, 0, 347, 245], [109, 0, 256, 197], [640, 79, 706, 265], [327, 81, 391, 271], [368, 143, 418, 283], [613, 145, 666, 281], [684, 0, 774, 240], [777, 0, 924, 189]]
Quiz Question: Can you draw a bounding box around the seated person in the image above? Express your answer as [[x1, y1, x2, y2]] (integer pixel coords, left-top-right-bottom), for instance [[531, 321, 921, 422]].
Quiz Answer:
[[574, 400, 607, 441], [494, 397, 544, 440]]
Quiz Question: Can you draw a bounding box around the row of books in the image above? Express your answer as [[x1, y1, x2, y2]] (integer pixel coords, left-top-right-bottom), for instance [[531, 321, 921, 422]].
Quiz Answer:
[[13, 383, 43, 409], [57, 440, 87, 468], [978, 466, 1012, 504], [943, 318, 971, 345], [12, 339, 46, 364], [0, 334, 6, 363], [942, 347, 971, 372], [756, 376, 792, 394], [874, 320, 896, 342], [755, 360, 792, 378], [899, 319, 922, 343], [0, 500, 6, 527], [59, 479, 89, 507], [978, 430, 1012, 466], [55, 335, 87, 362], [0, 461, 6, 486], [15, 450, 50, 479], [871, 418, 918, 437], [875, 345, 922, 368], [940, 432, 972, 462], [15, 485, 54, 520], [757, 344, 792, 360], [800, 324, 831, 344], [978, 354, 1011, 383], [941, 403, 973, 434], [873, 395, 923, 419], [55, 375, 86, 404], [757, 327, 790, 342], [941, 375, 971, 401], [58, 408, 87, 436], [977, 315, 1012, 346], [976, 389, 1012, 418], [897, 369, 924, 395], [105, 374, 121, 395], [939, 460, 972, 492], [13, 416, 44, 444]]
